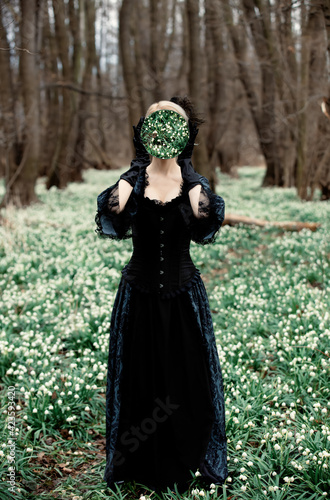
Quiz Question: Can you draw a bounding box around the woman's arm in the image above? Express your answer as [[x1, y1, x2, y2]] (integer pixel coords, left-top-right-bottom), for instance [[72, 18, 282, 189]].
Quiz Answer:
[[113, 179, 134, 214], [188, 184, 202, 218]]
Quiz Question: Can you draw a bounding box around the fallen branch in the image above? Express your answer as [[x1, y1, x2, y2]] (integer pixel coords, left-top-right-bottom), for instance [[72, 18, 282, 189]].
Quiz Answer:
[[223, 213, 321, 232]]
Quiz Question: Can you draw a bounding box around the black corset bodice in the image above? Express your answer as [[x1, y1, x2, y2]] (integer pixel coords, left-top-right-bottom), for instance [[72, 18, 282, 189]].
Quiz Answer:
[[95, 165, 226, 299], [121, 194, 200, 298]]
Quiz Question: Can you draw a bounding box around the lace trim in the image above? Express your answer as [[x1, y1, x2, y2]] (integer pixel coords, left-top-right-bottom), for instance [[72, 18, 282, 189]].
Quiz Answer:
[[95, 181, 134, 240], [107, 183, 121, 213], [197, 185, 211, 218], [143, 169, 184, 206], [177, 176, 225, 246]]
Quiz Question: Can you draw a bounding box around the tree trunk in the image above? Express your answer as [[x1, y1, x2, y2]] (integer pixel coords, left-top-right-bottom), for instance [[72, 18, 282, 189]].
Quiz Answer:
[[40, 0, 60, 178], [205, 0, 233, 167], [1, 0, 40, 207], [47, 0, 75, 189], [0, 6, 20, 205], [69, 0, 96, 181], [119, 0, 142, 151], [186, 0, 213, 187], [297, 0, 328, 199]]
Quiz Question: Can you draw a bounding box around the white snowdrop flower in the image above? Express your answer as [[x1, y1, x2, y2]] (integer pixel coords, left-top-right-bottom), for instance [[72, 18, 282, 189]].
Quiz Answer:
[[26, 448, 33, 452], [199, 492, 205, 497], [247, 461, 253, 466], [23, 415, 28, 420], [195, 470, 201, 477], [68, 391, 72, 395], [241, 485, 247, 491], [48, 405, 53, 410], [68, 430, 73, 435], [45, 410, 49, 415], [210, 483, 216, 489], [32, 408, 37, 413], [274, 443, 281, 450], [210, 489, 215, 495], [85, 406, 90, 412]]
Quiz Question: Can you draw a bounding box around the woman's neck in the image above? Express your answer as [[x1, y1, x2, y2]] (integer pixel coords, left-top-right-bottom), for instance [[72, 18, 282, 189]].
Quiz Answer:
[[148, 156, 180, 176]]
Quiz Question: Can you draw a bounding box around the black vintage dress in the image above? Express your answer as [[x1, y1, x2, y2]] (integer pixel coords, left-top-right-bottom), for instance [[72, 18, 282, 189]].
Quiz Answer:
[[95, 165, 228, 493]]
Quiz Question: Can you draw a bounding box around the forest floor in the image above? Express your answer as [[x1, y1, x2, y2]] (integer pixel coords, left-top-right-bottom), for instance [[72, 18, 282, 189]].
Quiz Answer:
[[0, 166, 329, 499]]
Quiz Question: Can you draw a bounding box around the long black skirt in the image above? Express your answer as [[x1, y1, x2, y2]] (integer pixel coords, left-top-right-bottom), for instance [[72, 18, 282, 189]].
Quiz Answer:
[[103, 274, 228, 493]]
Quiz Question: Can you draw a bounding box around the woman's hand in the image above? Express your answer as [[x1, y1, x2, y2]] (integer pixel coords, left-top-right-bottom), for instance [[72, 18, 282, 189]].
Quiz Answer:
[[119, 117, 150, 188], [132, 116, 150, 161], [177, 119, 201, 192], [178, 119, 199, 161]]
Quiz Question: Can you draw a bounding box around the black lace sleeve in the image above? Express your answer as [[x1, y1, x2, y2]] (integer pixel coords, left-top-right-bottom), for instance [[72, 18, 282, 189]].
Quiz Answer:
[[95, 179, 135, 240], [179, 175, 225, 245]]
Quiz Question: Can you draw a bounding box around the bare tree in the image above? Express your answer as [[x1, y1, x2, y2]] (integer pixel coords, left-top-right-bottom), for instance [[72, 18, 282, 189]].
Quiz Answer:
[[0, 0, 40, 207], [298, 0, 330, 200], [185, 0, 212, 185]]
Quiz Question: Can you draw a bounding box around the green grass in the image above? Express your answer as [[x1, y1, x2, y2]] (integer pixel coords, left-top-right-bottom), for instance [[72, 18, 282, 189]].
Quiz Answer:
[[0, 166, 329, 499]]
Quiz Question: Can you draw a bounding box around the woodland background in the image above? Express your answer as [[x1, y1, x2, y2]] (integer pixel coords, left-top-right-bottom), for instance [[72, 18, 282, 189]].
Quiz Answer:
[[0, 0, 330, 207]]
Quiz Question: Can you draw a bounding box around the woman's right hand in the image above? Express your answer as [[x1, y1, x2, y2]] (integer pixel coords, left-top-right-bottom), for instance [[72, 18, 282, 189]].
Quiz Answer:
[[132, 116, 150, 161], [119, 117, 150, 188]]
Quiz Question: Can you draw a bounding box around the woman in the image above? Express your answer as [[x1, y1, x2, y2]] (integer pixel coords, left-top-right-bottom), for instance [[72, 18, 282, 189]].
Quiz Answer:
[[95, 96, 228, 494]]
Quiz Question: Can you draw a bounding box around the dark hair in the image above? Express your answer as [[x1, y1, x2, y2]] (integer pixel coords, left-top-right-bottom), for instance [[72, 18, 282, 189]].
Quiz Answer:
[[169, 95, 206, 127]]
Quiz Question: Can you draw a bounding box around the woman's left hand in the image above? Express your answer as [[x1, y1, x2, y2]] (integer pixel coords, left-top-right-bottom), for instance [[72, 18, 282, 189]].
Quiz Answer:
[[177, 119, 201, 192]]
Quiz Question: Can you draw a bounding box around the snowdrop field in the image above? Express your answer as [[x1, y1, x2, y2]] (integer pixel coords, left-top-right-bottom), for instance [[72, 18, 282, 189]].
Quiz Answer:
[[0, 166, 329, 499]]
